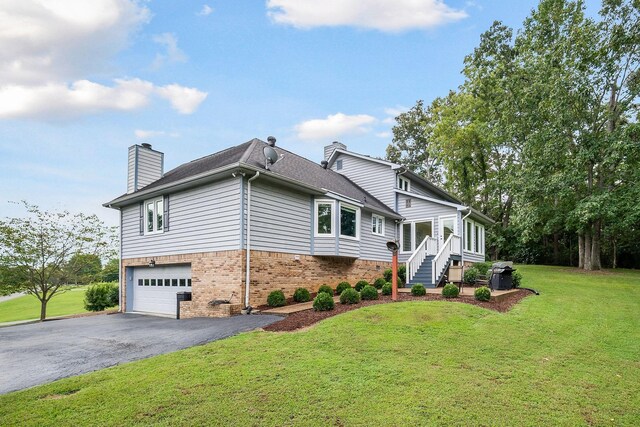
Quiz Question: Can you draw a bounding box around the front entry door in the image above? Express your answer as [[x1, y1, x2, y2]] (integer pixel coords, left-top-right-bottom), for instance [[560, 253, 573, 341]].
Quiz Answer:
[[439, 216, 457, 246]]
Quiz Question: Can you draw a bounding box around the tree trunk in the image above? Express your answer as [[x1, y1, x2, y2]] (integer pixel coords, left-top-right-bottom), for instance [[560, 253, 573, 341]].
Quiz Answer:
[[584, 231, 592, 270], [612, 239, 617, 269], [578, 233, 584, 269], [591, 221, 602, 270], [40, 300, 47, 321], [553, 232, 560, 265]]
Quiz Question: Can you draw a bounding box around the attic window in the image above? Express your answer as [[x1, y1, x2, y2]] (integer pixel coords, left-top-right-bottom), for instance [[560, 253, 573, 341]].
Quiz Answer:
[[336, 159, 343, 170], [398, 176, 410, 191]]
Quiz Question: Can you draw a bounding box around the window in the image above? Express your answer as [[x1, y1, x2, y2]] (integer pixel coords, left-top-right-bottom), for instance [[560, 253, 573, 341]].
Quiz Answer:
[[401, 219, 434, 253], [415, 221, 433, 247], [372, 214, 385, 236], [340, 204, 359, 239], [465, 220, 472, 251], [401, 223, 412, 252], [463, 219, 485, 254], [145, 197, 164, 234], [336, 159, 343, 170], [397, 176, 410, 191], [474, 225, 480, 253], [315, 200, 334, 236]]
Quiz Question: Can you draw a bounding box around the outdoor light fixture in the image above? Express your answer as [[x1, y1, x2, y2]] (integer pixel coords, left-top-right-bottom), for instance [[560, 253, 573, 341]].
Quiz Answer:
[[386, 241, 399, 301], [148, 259, 156, 268]]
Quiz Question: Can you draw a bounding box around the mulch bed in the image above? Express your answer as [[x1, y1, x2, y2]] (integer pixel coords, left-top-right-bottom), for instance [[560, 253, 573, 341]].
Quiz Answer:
[[262, 289, 532, 332]]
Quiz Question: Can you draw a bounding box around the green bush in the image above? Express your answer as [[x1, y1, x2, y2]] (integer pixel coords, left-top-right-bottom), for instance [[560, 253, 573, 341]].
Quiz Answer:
[[398, 264, 407, 283], [339, 288, 361, 304], [512, 271, 522, 288], [373, 278, 387, 289], [317, 284, 334, 296], [313, 292, 335, 311], [360, 285, 379, 300], [474, 286, 491, 301], [463, 267, 479, 284], [473, 262, 492, 276], [335, 281, 351, 295], [293, 288, 311, 303], [442, 283, 459, 298], [381, 282, 392, 296], [355, 280, 369, 292], [84, 282, 119, 311], [267, 290, 286, 307], [411, 283, 426, 296], [383, 266, 407, 284]]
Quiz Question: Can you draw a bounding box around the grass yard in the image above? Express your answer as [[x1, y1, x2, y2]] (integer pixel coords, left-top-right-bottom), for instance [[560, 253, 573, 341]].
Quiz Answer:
[[0, 287, 89, 323], [1, 265, 639, 426]]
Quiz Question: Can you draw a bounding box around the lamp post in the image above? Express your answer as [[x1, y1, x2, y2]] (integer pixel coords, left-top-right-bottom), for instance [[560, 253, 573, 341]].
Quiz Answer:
[[386, 241, 399, 301]]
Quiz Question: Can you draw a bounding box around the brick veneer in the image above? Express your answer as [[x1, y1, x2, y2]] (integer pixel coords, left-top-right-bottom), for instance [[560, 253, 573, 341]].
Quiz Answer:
[[121, 250, 392, 318]]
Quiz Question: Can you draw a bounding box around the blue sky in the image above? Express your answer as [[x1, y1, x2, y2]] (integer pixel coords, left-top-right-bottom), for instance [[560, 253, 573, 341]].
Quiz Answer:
[[0, 0, 599, 226]]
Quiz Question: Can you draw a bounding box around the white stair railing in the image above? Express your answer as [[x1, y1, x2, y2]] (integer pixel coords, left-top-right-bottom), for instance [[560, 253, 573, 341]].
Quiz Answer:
[[431, 235, 461, 284], [406, 236, 438, 283]]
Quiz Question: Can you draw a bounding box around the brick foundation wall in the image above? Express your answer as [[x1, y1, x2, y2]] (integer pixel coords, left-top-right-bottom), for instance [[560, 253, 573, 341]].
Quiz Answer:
[[121, 250, 244, 319], [121, 250, 392, 317], [248, 251, 391, 306]]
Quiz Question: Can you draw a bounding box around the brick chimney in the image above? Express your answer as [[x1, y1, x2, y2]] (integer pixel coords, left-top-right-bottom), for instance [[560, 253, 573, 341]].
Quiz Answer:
[[127, 143, 164, 194]]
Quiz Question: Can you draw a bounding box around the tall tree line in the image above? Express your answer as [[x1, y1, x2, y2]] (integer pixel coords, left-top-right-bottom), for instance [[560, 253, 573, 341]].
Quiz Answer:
[[387, 0, 640, 270]]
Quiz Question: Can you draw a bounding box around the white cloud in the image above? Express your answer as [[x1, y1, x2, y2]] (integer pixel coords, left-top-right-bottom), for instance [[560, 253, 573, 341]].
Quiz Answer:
[[0, 79, 207, 119], [376, 132, 392, 138], [266, 0, 467, 32], [151, 33, 187, 69], [382, 105, 409, 124], [0, 1, 208, 120], [156, 84, 208, 115], [198, 5, 214, 16], [0, 0, 150, 85], [295, 113, 376, 141], [134, 129, 180, 139]]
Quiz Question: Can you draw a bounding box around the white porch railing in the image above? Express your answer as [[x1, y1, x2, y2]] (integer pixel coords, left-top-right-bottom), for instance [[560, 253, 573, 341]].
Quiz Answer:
[[406, 236, 438, 283], [431, 234, 461, 285]]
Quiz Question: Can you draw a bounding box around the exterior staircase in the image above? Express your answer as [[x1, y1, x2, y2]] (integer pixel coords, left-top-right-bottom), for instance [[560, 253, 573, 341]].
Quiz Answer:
[[406, 235, 461, 288]]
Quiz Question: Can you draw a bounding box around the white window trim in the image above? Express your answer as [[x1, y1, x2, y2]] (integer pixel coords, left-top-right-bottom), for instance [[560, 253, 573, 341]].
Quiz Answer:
[[371, 214, 385, 236], [463, 218, 485, 255], [339, 202, 360, 240], [399, 217, 434, 254], [144, 196, 164, 235], [314, 199, 335, 237], [397, 175, 411, 192]]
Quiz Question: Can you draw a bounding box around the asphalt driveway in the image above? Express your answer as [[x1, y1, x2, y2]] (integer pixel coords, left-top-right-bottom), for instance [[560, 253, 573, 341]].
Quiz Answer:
[[0, 313, 281, 394]]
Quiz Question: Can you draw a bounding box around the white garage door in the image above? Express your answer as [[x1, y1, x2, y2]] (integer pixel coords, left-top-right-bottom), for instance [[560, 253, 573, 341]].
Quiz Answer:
[[132, 265, 191, 316]]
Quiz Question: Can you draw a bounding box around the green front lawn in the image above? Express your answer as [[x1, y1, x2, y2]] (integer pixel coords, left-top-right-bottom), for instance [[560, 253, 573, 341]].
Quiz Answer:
[[1, 266, 639, 426], [0, 287, 89, 323]]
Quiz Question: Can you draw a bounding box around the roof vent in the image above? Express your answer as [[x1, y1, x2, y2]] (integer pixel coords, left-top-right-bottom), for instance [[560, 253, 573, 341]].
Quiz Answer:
[[320, 160, 328, 169], [267, 136, 276, 147], [141, 143, 152, 149]]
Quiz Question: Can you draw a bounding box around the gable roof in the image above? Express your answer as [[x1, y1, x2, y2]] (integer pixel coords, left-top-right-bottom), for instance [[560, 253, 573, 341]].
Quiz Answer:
[[105, 138, 402, 219]]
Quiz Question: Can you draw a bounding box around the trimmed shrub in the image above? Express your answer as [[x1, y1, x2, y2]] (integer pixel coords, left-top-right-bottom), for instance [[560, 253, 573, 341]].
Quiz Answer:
[[381, 282, 392, 296], [267, 290, 286, 307], [373, 278, 387, 289], [360, 285, 379, 300], [355, 280, 369, 292], [313, 292, 335, 311], [335, 281, 351, 295], [463, 267, 479, 285], [442, 283, 459, 298], [398, 264, 407, 283], [383, 268, 392, 282], [340, 288, 361, 304], [473, 262, 492, 276], [512, 271, 522, 288], [411, 283, 426, 296], [293, 287, 311, 303], [84, 282, 119, 311], [474, 286, 491, 301], [317, 284, 334, 296]]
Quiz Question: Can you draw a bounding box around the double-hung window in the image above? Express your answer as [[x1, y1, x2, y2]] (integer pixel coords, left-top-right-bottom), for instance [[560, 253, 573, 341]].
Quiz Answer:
[[397, 176, 410, 191], [315, 200, 334, 236], [145, 197, 164, 234], [372, 214, 385, 236]]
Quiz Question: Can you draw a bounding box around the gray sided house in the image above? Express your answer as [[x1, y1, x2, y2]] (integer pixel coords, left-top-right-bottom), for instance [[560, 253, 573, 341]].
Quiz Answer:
[[105, 138, 492, 318]]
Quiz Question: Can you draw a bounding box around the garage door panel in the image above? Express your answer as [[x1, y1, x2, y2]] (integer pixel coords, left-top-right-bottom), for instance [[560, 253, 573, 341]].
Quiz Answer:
[[131, 265, 191, 316]]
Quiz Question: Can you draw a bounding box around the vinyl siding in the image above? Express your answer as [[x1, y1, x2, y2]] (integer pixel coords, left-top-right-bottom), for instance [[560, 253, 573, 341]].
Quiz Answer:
[[246, 181, 311, 254], [127, 146, 136, 194], [463, 250, 486, 263], [407, 180, 441, 199], [330, 153, 396, 210], [338, 237, 360, 258], [137, 148, 163, 190], [121, 177, 241, 258], [314, 238, 335, 256], [359, 211, 393, 262]]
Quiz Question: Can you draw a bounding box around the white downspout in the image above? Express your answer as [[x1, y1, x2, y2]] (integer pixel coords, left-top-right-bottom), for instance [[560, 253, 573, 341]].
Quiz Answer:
[[245, 172, 260, 308]]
